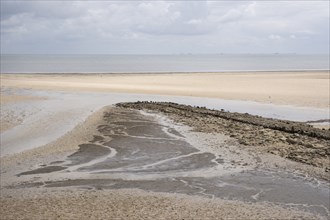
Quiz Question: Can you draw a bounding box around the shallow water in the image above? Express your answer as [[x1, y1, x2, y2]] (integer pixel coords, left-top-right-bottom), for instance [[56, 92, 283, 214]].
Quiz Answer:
[[1, 88, 329, 157], [1, 54, 329, 73]]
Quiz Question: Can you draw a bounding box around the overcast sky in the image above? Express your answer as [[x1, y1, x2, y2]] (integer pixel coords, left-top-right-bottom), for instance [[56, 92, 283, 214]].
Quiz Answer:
[[1, 1, 329, 54]]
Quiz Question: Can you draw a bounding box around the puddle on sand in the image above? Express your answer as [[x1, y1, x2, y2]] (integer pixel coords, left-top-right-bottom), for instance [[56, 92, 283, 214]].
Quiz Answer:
[[17, 108, 330, 217]]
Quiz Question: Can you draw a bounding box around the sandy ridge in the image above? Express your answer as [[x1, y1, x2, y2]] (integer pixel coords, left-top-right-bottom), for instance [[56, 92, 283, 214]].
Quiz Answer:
[[1, 71, 329, 108]]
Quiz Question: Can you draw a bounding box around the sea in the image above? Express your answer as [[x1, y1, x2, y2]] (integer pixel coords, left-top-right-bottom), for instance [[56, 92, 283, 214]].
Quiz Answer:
[[1, 54, 329, 73]]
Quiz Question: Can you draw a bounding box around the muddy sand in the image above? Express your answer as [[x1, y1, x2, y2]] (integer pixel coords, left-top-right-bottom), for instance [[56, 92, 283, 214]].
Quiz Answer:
[[1, 103, 329, 219], [118, 102, 330, 176]]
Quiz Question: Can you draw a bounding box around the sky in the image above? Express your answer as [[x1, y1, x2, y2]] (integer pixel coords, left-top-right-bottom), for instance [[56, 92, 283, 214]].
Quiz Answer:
[[1, 1, 329, 54]]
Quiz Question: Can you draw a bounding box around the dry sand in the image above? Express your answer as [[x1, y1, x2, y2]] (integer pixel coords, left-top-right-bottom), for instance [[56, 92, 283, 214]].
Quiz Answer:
[[0, 94, 45, 105], [1, 71, 329, 108]]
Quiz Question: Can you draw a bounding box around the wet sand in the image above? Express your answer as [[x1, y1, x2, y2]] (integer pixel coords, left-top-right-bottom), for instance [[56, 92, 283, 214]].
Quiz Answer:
[[2, 87, 328, 158], [1, 105, 329, 219], [0, 94, 46, 132], [1, 189, 319, 220], [118, 102, 330, 174], [1, 71, 329, 108]]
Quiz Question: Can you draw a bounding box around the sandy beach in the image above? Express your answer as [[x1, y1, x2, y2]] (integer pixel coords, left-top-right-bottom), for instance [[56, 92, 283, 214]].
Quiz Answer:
[[1, 71, 329, 108], [2, 0, 329, 218], [1, 71, 329, 219]]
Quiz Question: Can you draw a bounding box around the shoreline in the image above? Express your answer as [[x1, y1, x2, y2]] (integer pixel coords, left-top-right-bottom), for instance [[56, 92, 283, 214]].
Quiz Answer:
[[1, 69, 329, 75]]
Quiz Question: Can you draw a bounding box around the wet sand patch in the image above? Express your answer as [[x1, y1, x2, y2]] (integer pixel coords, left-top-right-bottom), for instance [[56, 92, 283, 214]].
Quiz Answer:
[[67, 144, 111, 166], [18, 166, 66, 176], [39, 172, 329, 216], [118, 102, 330, 174], [6, 106, 328, 218]]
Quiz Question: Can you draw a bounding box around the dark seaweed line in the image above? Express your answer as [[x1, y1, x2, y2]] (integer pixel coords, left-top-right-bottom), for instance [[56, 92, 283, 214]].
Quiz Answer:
[[116, 101, 330, 140]]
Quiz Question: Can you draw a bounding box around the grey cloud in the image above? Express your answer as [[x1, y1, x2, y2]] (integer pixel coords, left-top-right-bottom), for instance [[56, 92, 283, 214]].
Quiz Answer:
[[0, 1, 329, 54], [0, 1, 30, 20], [1, 1, 83, 20], [133, 1, 213, 36]]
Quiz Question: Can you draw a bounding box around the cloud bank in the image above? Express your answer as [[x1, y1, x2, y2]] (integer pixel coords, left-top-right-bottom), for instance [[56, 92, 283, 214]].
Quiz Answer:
[[1, 1, 329, 54]]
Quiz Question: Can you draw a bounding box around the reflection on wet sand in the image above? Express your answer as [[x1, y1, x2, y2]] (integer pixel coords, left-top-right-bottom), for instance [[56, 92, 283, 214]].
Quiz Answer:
[[15, 107, 329, 217]]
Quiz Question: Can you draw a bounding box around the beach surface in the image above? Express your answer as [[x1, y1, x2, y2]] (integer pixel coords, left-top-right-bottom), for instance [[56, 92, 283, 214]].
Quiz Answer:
[[1, 71, 329, 108], [1, 71, 329, 219]]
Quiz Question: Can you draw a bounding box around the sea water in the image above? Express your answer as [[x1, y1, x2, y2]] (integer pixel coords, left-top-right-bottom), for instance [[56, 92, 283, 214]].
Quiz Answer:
[[1, 54, 329, 73]]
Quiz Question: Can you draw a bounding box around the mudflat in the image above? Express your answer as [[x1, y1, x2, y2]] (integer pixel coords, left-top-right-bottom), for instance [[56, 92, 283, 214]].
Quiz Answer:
[[118, 102, 330, 176], [1, 105, 329, 219]]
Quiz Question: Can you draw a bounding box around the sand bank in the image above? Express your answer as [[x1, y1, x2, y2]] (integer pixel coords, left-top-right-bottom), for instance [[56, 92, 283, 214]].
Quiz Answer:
[[1, 71, 329, 108]]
